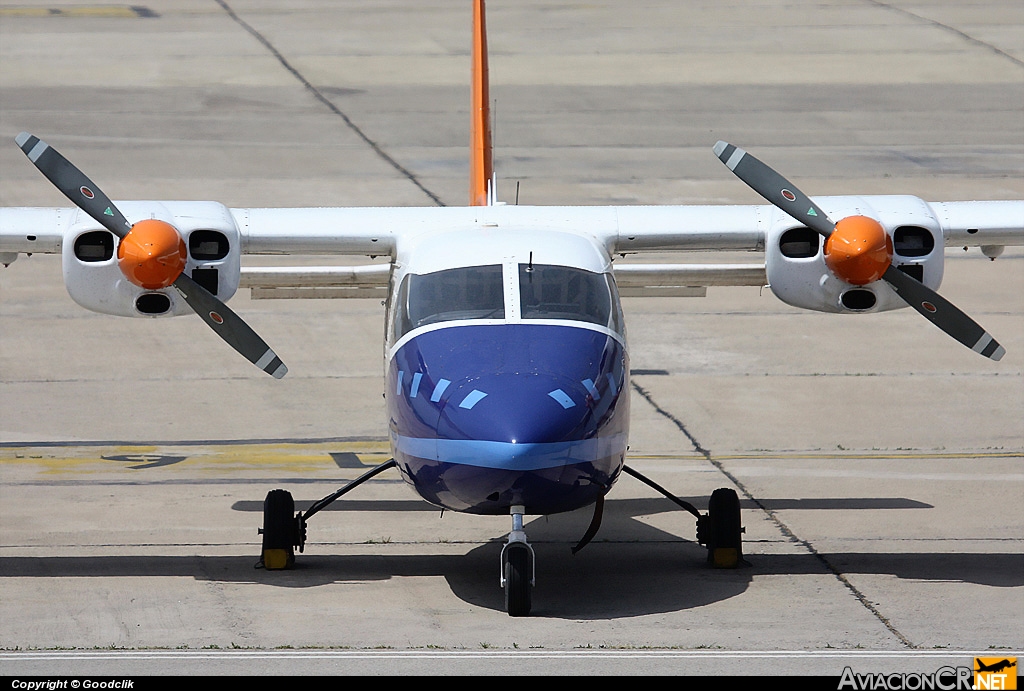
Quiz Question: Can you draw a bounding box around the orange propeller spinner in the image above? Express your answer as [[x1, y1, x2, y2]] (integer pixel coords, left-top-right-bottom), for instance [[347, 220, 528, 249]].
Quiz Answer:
[[825, 215, 893, 286], [117, 219, 188, 289]]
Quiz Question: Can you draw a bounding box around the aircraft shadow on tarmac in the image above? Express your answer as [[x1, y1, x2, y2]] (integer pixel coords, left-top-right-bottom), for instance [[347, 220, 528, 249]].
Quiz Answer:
[[3, 496, 1021, 619], [230, 496, 935, 513]]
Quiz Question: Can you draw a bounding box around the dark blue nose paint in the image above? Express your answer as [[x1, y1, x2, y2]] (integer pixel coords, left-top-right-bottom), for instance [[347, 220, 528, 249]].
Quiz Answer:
[[388, 323, 629, 514]]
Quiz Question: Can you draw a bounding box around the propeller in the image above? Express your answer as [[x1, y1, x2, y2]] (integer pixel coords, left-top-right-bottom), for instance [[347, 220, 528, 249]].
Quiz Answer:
[[15, 132, 288, 378], [713, 140, 1005, 361]]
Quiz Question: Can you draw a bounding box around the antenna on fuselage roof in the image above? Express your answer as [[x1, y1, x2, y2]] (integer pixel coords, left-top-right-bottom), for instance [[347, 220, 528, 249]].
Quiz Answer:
[[470, 0, 494, 206]]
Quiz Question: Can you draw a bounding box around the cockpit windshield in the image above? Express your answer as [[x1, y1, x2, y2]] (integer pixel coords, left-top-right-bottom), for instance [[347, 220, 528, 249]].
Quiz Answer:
[[392, 264, 504, 340], [391, 262, 624, 343], [519, 264, 624, 334]]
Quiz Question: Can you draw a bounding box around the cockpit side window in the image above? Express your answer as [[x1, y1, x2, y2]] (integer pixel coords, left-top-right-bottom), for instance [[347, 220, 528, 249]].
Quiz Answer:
[[519, 264, 624, 335], [392, 264, 505, 341]]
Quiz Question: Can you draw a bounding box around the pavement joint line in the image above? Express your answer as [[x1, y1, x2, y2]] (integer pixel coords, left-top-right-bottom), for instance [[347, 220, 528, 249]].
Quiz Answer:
[[0, 649, 1008, 659], [629, 381, 916, 649], [212, 0, 446, 207], [630, 452, 1023, 460], [0, 437, 389, 448], [865, 0, 1024, 69]]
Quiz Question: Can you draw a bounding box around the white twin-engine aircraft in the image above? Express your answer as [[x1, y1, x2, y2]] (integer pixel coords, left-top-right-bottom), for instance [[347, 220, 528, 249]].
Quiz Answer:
[[1, 1, 1021, 616]]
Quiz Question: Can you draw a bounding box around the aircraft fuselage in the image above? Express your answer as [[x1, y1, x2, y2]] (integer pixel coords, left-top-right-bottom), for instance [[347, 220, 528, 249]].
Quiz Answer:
[[385, 228, 629, 515]]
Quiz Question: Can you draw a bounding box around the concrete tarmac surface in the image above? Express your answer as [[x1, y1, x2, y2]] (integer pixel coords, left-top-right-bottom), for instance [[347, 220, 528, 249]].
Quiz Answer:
[[1, 0, 1022, 677]]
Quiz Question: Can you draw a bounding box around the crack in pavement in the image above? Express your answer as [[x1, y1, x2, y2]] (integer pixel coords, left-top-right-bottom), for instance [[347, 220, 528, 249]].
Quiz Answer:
[[214, 0, 446, 207], [629, 380, 916, 648], [865, 0, 1024, 69]]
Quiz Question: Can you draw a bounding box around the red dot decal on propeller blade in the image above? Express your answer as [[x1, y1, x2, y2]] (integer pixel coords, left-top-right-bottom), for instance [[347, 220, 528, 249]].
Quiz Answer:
[[922, 302, 937, 313], [210, 311, 224, 324], [80, 186, 95, 199], [781, 189, 796, 202]]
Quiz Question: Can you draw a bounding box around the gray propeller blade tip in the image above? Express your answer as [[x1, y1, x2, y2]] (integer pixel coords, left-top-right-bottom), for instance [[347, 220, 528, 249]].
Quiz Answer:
[[713, 140, 729, 156], [973, 332, 1005, 361], [15, 132, 31, 147], [272, 364, 288, 379]]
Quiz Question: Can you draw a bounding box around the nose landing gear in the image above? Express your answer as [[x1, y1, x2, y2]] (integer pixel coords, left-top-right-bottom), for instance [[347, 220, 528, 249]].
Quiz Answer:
[[500, 505, 535, 617]]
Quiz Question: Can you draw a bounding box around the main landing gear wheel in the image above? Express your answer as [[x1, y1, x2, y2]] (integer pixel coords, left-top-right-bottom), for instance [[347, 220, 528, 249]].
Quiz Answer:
[[699, 487, 744, 568], [259, 488, 299, 570], [256, 460, 396, 570]]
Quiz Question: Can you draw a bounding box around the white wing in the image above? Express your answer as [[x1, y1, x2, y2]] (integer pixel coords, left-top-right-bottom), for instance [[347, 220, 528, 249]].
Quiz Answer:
[[3, 197, 1021, 294]]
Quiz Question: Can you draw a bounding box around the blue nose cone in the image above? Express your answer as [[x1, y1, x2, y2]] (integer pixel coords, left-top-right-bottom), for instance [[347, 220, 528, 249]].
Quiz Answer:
[[388, 323, 630, 514]]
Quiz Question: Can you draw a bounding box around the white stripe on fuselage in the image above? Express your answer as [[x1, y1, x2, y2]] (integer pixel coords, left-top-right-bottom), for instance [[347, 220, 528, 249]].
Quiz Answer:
[[386, 318, 626, 363]]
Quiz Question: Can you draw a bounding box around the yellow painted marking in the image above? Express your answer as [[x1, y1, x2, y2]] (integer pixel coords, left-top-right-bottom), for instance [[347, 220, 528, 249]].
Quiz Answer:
[[5, 445, 1017, 477], [0, 6, 154, 18], [0, 440, 391, 476]]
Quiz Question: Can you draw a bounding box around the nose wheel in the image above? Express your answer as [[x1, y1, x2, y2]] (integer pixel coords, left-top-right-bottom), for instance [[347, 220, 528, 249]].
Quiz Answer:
[[500, 505, 535, 616]]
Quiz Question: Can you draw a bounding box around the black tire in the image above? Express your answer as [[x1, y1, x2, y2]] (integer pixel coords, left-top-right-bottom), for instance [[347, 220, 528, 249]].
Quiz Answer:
[[261, 489, 296, 570], [504, 543, 532, 617], [706, 487, 742, 568]]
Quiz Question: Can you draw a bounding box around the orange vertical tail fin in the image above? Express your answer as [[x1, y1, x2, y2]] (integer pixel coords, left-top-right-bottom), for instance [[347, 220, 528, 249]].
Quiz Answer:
[[470, 0, 493, 206]]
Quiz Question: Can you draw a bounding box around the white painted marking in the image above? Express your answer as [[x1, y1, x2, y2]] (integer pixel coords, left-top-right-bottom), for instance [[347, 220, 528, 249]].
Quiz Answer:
[[430, 379, 451, 402], [971, 333, 993, 354], [725, 147, 746, 171], [27, 140, 48, 162], [548, 389, 575, 409], [459, 389, 487, 409], [254, 348, 277, 370]]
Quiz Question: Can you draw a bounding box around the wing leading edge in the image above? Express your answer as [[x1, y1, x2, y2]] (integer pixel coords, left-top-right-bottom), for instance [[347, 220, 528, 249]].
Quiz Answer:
[[4, 198, 1021, 262]]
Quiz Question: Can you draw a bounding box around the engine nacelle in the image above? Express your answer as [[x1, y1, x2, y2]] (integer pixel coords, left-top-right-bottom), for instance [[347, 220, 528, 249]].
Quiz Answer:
[[765, 195, 944, 313], [62, 201, 241, 317]]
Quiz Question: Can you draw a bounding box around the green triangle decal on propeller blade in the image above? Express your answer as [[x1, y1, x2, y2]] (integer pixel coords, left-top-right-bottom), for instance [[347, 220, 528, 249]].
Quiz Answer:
[[104, 207, 114, 216], [807, 208, 818, 217]]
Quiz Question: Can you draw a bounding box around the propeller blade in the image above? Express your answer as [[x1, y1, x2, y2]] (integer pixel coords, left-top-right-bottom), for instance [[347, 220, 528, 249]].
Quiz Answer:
[[881, 265, 1004, 361], [173, 273, 289, 378], [15, 132, 132, 238], [713, 140, 836, 238]]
